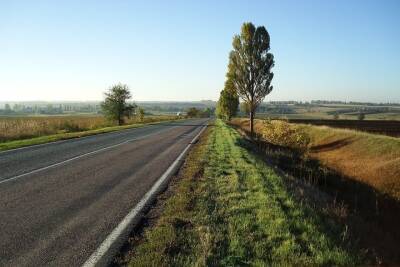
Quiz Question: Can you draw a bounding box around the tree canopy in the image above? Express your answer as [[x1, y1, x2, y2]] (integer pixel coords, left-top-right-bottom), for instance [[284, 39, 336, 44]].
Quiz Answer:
[[216, 78, 239, 121], [101, 83, 135, 125], [227, 22, 274, 135]]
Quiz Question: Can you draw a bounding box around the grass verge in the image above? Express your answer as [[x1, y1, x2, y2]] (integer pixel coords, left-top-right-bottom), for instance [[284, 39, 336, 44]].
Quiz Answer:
[[231, 118, 400, 201], [230, 118, 400, 263], [121, 120, 362, 266], [0, 118, 182, 152]]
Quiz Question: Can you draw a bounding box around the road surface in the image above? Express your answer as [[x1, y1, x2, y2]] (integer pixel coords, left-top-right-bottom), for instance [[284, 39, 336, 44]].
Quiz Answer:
[[0, 118, 208, 266]]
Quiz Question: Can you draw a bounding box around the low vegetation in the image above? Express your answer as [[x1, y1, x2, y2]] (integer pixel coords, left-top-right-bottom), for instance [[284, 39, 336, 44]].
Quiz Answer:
[[122, 120, 362, 266], [0, 115, 179, 151], [230, 118, 400, 263], [231, 118, 400, 201], [185, 107, 213, 118]]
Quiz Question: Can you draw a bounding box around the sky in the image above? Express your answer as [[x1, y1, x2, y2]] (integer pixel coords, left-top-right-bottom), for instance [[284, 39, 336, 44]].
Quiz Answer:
[[0, 0, 399, 102]]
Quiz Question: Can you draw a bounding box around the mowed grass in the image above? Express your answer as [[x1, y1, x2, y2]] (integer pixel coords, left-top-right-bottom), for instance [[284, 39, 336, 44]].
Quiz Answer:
[[0, 115, 179, 151], [126, 120, 362, 266]]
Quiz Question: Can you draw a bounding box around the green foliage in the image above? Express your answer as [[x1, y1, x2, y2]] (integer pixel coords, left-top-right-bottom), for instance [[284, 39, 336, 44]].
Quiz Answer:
[[186, 107, 213, 118], [358, 112, 365, 120], [186, 107, 200, 118], [227, 22, 275, 134], [216, 79, 239, 121], [136, 107, 145, 122], [101, 83, 135, 125], [202, 107, 214, 118], [240, 102, 251, 115]]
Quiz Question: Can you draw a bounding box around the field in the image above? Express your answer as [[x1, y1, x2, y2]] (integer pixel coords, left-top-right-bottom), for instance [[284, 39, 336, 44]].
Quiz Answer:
[[254, 103, 400, 121], [0, 115, 180, 151], [0, 115, 179, 143], [287, 119, 400, 137]]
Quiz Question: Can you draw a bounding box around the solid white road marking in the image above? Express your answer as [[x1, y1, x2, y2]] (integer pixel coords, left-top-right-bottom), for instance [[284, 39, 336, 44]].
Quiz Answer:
[[0, 123, 160, 155], [82, 124, 207, 267], [0, 125, 180, 185]]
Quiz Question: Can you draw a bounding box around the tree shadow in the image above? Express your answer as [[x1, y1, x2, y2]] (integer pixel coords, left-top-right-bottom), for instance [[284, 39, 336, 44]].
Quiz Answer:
[[232, 126, 400, 264], [309, 137, 354, 152]]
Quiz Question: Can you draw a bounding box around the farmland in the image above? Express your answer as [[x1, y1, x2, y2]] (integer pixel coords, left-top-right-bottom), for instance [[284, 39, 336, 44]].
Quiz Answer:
[[287, 119, 400, 137], [253, 102, 400, 121], [0, 115, 182, 143], [0, 115, 181, 151]]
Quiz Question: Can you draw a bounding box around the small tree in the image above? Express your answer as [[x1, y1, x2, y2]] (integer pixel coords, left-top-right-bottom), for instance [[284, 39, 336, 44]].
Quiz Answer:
[[201, 107, 213, 118], [217, 79, 239, 121], [101, 83, 135, 125], [186, 107, 200, 118], [358, 112, 365, 120], [227, 22, 274, 136]]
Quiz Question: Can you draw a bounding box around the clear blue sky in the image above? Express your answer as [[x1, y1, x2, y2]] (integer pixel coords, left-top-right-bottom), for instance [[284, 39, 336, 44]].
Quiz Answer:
[[1, 0, 399, 102]]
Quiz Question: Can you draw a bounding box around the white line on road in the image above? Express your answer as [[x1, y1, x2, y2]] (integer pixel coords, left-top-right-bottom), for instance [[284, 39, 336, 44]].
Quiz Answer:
[[0, 125, 180, 185], [0, 120, 186, 155], [82, 124, 208, 267]]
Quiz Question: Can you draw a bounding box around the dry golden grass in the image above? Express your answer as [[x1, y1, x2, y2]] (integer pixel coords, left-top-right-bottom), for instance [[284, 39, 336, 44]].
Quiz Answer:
[[231, 118, 400, 201], [0, 115, 177, 143], [0, 116, 108, 142]]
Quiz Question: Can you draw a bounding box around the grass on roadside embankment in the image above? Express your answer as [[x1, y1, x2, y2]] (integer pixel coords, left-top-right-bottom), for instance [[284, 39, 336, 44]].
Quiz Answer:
[[0, 117, 181, 152], [231, 118, 400, 201], [124, 120, 362, 266]]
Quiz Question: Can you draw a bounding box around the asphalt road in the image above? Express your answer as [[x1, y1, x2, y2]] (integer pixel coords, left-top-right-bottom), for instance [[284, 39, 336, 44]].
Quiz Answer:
[[0, 118, 208, 266]]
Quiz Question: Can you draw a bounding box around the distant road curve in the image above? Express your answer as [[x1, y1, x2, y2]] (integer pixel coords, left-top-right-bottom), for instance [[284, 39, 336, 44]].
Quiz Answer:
[[0, 118, 208, 266]]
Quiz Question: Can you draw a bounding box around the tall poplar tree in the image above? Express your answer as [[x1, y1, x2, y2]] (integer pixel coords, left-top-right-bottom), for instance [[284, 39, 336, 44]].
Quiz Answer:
[[227, 22, 274, 135]]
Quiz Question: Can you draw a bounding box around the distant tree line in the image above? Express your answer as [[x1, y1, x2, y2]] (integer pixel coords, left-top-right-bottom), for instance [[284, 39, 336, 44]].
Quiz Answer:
[[186, 107, 214, 118], [0, 103, 102, 115]]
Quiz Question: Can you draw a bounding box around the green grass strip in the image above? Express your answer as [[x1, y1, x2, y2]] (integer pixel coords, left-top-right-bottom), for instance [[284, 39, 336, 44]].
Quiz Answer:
[[127, 119, 362, 266], [0, 118, 182, 152]]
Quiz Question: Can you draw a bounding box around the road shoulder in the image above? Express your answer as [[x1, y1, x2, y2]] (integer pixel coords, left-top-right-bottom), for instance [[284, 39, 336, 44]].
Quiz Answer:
[[113, 120, 363, 266]]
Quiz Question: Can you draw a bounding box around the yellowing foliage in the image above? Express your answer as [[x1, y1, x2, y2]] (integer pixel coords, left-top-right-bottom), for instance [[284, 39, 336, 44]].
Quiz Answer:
[[261, 119, 310, 151]]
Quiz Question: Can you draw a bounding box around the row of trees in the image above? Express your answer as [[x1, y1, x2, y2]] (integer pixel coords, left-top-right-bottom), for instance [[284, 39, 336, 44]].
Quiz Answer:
[[216, 22, 275, 135]]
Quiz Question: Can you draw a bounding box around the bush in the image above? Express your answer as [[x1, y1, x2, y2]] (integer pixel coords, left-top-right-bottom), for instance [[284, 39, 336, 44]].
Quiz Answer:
[[261, 119, 310, 151]]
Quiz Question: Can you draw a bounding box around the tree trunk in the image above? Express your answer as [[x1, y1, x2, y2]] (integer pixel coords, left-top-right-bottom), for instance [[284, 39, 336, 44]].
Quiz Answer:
[[249, 111, 254, 137]]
